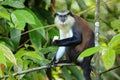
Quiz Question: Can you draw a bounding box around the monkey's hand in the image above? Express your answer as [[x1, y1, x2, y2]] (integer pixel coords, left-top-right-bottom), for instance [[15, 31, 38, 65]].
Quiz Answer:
[[53, 36, 59, 41], [52, 36, 59, 45], [48, 59, 59, 68], [53, 40, 60, 46]]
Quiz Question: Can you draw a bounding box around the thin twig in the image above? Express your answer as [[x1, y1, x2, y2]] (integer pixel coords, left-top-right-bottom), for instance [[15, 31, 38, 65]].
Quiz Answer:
[[0, 63, 74, 79], [76, 0, 113, 16], [100, 65, 120, 75], [11, 24, 55, 39], [17, 39, 30, 49]]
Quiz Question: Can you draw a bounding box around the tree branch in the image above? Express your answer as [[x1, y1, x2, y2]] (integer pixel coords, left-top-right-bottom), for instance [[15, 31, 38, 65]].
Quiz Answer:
[[94, 0, 101, 79], [100, 65, 120, 75], [0, 63, 74, 79]]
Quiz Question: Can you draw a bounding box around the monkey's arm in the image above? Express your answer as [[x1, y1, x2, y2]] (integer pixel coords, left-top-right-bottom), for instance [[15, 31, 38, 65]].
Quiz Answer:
[[53, 32, 82, 46]]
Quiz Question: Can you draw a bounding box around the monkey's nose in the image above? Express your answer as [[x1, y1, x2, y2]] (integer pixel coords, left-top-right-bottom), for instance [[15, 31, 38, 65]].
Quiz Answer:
[[60, 17, 65, 22], [61, 19, 65, 22]]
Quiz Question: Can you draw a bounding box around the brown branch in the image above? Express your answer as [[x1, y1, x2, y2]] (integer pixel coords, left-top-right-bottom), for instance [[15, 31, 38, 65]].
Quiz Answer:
[[100, 65, 120, 75], [0, 63, 74, 79], [49, 0, 55, 12]]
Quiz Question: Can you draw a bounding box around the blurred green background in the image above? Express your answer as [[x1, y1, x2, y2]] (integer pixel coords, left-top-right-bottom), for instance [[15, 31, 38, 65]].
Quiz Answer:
[[0, 0, 120, 80]]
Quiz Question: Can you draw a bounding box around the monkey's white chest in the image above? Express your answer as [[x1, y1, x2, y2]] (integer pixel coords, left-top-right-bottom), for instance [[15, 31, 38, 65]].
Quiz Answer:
[[55, 29, 73, 61], [59, 29, 73, 39]]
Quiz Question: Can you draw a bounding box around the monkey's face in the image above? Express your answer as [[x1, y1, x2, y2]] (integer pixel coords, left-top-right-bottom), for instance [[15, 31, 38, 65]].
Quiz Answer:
[[54, 11, 75, 29]]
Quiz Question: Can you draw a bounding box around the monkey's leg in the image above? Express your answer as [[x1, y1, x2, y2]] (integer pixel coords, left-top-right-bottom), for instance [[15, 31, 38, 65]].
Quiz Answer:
[[48, 47, 66, 67], [76, 56, 92, 80], [49, 53, 73, 67], [56, 51, 75, 64]]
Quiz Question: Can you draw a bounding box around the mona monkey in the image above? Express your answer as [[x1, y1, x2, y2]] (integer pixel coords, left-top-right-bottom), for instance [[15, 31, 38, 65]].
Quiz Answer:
[[50, 10, 94, 80]]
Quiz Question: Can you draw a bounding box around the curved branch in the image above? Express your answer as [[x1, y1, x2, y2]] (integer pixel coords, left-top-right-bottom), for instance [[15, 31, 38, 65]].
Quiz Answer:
[[0, 63, 74, 79]]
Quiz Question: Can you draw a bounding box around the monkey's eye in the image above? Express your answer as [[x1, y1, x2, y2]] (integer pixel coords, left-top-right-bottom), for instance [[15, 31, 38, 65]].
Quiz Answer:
[[59, 15, 67, 18], [59, 15, 63, 17], [63, 15, 67, 17]]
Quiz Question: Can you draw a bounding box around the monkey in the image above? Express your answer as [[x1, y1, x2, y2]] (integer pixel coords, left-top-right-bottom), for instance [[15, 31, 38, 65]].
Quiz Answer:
[[50, 10, 94, 80]]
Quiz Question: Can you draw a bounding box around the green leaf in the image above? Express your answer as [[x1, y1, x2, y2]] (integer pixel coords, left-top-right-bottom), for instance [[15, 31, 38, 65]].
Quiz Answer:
[[15, 48, 44, 65], [66, 0, 72, 10], [108, 34, 120, 48], [1, 0, 25, 8], [62, 67, 72, 80], [40, 46, 57, 54], [15, 10, 36, 24], [44, 0, 51, 7], [32, 7, 54, 24], [0, 43, 17, 66], [0, 6, 10, 20], [0, 37, 15, 51], [28, 24, 46, 49], [0, 69, 2, 77], [8, 72, 16, 80], [28, 9, 46, 38], [114, 46, 120, 54], [11, 9, 36, 30], [28, 26, 42, 48], [15, 58, 23, 73], [101, 47, 115, 69], [111, 20, 120, 30], [67, 66, 83, 80], [25, 52, 41, 60], [0, 52, 6, 66], [15, 48, 26, 59], [15, 48, 41, 60], [78, 46, 100, 58], [11, 12, 25, 30], [10, 28, 21, 50], [23, 60, 30, 70], [48, 28, 59, 39]]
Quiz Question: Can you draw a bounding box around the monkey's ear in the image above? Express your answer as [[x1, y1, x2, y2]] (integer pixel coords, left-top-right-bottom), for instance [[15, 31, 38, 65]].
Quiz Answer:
[[53, 13, 58, 17], [68, 11, 74, 17]]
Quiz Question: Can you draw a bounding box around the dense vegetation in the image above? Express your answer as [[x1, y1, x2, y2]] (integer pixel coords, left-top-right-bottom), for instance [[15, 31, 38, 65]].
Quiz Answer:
[[0, 0, 120, 80]]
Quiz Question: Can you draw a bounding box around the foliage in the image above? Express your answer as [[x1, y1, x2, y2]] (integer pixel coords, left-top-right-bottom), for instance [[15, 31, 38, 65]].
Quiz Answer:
[[0, 43, 17, 66], [0, 0, 120, 80], [79, 33, 120, 69]]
